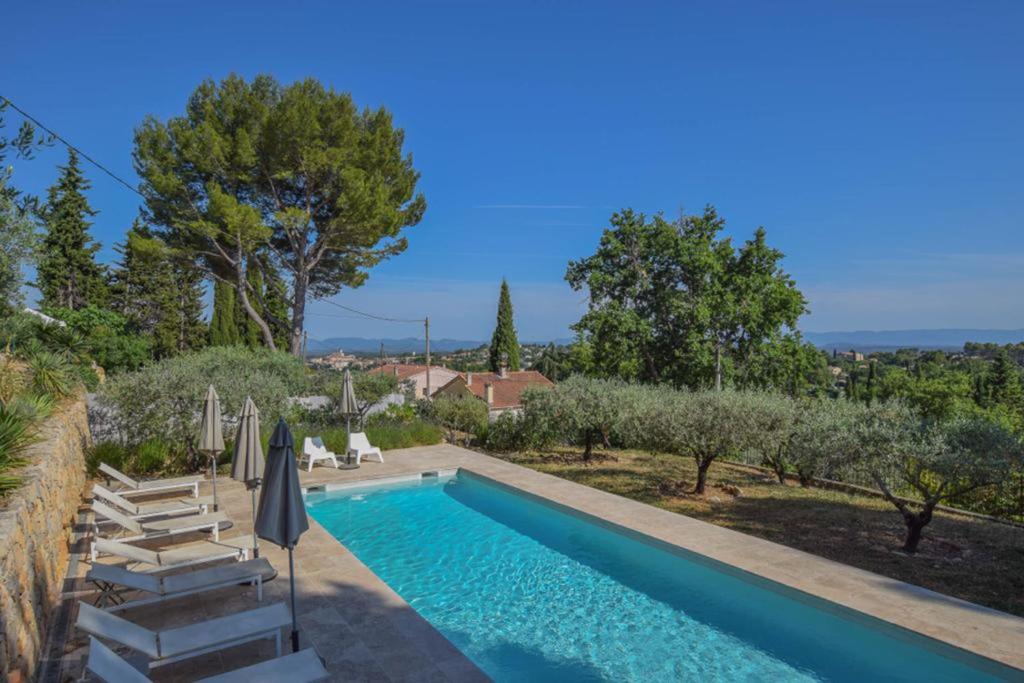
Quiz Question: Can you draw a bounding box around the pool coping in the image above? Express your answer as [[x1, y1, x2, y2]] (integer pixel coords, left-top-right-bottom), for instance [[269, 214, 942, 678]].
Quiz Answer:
[[298, 445, 1024, 675]]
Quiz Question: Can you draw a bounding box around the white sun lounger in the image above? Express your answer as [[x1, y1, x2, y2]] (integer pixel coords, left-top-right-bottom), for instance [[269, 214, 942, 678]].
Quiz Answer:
[[85, 637, 329, 682], [89, 501, 231, 561], [92, 536, 253, 571], [76, 601, 292, 669], [348, 431, 384, 464], [300, 437, 340, 472], [99, 463, 203, 498], [93, 483, 212, 521], [87, 557, 277, 611]]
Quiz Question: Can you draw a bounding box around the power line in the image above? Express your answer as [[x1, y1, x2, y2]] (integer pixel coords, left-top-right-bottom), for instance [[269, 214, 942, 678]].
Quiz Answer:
[[0, 95, 145, 198], [320, 298, 423, 324]]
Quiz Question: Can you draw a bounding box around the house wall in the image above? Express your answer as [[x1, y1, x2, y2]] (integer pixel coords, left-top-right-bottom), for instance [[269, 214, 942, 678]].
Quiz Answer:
[[407, 368, 462, 399], [0, 397, 89, 681]]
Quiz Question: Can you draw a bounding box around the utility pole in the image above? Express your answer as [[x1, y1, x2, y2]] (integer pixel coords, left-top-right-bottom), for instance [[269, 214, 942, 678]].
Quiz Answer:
[[424, 316, 431, 399]]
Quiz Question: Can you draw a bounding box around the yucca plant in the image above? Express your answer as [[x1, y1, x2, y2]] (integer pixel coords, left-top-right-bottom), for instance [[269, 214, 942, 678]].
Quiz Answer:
[[0, 404, 32, 493], [6, 392, 55, 422], [27, 351, 74, 398]]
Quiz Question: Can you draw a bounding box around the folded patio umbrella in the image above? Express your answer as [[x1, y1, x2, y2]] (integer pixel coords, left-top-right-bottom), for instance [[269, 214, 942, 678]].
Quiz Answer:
[[255, 418, 309, 652], [339, 368, 359, 464], [231, 396, 265, 557], [198, 384, 225, 511]]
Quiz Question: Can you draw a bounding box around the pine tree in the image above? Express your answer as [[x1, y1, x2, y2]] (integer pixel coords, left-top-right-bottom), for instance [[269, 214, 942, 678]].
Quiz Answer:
[[36, 149, 108, 309], [988, 349, 1024, 413], [209, 279, 240, 346], [488, 279, 521, 372]]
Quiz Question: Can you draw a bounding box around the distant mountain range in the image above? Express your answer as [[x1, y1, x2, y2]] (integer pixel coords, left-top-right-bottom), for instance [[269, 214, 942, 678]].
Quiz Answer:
[[308, 330, 1024, 356], [803, 329, 1024, 352]]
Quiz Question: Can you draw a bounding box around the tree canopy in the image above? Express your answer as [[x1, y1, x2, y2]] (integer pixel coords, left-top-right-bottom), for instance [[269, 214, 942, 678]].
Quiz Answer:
[[566, 207, 806, 389], [133, 74, 426, 354]]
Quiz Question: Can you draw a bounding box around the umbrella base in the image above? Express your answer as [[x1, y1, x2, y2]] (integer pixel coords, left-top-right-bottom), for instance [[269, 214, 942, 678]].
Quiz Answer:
[[337, 463, 360, 470]]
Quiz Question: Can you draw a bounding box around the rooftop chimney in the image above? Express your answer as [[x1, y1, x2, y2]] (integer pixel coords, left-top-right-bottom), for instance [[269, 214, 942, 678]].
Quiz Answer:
[[498, 365, 508, 379], [466, 372, 472, 386], [484, 382, 494, 406]]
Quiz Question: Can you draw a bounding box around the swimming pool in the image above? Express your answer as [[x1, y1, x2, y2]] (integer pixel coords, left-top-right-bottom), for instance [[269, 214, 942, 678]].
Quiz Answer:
[[305, 472, 1019, 682]]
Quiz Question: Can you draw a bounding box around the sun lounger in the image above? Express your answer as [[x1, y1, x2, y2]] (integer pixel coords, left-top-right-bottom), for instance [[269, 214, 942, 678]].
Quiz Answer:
[[76, 601, 292, 669], [93, 483, 212, 521], [347, 431, 384, 464], [88, 557, 277, 611], [99, 463, 203, 498], [85, 637, 329, 682], [92, 536, 253, 571], [89, 501, 231, 561], [300, 436, 340, 471]]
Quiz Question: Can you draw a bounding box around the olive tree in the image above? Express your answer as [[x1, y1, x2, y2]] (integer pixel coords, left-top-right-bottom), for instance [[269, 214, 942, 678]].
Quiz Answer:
[[862, 408, 1021, 553], [786, 399, 866, 486]]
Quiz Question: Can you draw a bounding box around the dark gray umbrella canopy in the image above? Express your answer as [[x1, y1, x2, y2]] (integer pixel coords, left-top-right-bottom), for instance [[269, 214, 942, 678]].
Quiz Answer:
[[255, 418, 309, 549], [230, 397, 264, 484], [339, 368, 358, 416]]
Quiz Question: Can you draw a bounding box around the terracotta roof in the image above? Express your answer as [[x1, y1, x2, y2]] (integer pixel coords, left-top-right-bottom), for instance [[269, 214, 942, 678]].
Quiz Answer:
[[442, 370, 554, 409]]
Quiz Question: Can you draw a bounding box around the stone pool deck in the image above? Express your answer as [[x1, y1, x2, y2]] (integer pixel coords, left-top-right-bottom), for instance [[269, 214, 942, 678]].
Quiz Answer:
[[58, 444, 1024, 679]]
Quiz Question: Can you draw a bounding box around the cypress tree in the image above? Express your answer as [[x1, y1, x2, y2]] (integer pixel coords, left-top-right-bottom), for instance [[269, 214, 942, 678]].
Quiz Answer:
[[36, 149, 108, 309], [110, 223, 206, 358], [209, 280, 240, 346], [488, 279, 521, 372], [988, 349, 1024, 413]]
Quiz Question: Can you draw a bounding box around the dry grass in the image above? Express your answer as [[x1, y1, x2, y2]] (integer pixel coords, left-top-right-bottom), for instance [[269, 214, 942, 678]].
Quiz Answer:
[[502, 447, 1024, 617]]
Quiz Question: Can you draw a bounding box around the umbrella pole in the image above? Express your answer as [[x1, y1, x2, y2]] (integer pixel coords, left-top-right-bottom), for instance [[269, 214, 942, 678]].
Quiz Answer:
[[346, 416, 351, 465], [211, 455, 219, 512], [289, 547, 299, 652], [251, 486, 260, 559]]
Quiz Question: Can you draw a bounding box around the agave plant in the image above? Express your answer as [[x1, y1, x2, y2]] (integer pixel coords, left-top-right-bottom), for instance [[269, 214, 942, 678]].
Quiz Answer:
[[27, 351, 74, 398], [0, 404, 32, 493]]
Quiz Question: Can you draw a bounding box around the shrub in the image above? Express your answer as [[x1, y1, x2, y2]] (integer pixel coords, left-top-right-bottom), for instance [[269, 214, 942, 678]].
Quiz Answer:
[[98, 346, 309, 453], [366, 416, 443, 451], [86, 441, 131, 477], [788, 399, 866, 486], [484, 410, 528, 452], [424, 396, 488, 445], [135, 438, 174, 474], [45, 305, 152, 373], [0, 403, 32, 492]]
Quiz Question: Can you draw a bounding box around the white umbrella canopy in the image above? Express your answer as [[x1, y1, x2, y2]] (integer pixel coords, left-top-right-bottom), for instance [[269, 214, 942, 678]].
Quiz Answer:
[[230, 396, 264, 557], [198, 384, 225, 511]]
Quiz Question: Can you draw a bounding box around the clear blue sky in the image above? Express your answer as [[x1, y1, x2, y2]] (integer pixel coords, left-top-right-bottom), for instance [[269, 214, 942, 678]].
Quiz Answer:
[[5, 1, 1022, 341]]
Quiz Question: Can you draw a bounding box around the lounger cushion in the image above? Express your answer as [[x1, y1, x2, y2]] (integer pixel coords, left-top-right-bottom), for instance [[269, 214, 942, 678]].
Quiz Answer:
[[158, 602, 290, 658], [198, 648, 328, 683], [138, 511, 230, 534], [158, 537, 253, 567]]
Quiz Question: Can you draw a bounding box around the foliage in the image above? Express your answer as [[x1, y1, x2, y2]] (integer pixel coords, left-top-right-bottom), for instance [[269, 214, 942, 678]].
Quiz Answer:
[[861, 407, 1021, 553], [0, 402, 32, 493], [786, 399, 866, 486], [0, 181, 36, 313], [566, 207, 805, 390], [35, 149, 108, 310], [98, 346, 309, 454], [45, 305, 152, 373], [423, 396, 489, 446], [210, 279, 240, 346], [25, 350, 74, 398], [133, 73, 426, 353], [483, 410, 529, 452], [291, 415, 441, 456], [109, 223, 206, 359], [86, 440, 130, 477], [489, 279, 521, 371]]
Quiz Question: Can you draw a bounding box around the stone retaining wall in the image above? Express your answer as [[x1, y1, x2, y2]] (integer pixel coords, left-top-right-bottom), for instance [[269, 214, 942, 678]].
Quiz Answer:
[[0, 398, 89, 681]]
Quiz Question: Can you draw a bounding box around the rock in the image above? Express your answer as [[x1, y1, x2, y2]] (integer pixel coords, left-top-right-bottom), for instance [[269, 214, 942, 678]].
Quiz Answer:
[[720, 484, 743, 497]]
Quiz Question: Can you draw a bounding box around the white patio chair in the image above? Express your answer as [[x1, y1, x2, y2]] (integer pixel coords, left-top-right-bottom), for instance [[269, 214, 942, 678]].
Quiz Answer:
[[76, 601, 291, 669], [348, 432, 384, 464], [85, 637, 329, 682], [300, 437, 339, 472]]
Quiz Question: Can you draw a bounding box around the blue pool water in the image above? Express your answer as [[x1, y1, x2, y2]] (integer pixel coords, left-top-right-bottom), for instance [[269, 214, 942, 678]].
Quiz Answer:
[[305, 473, 1018, 682]]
